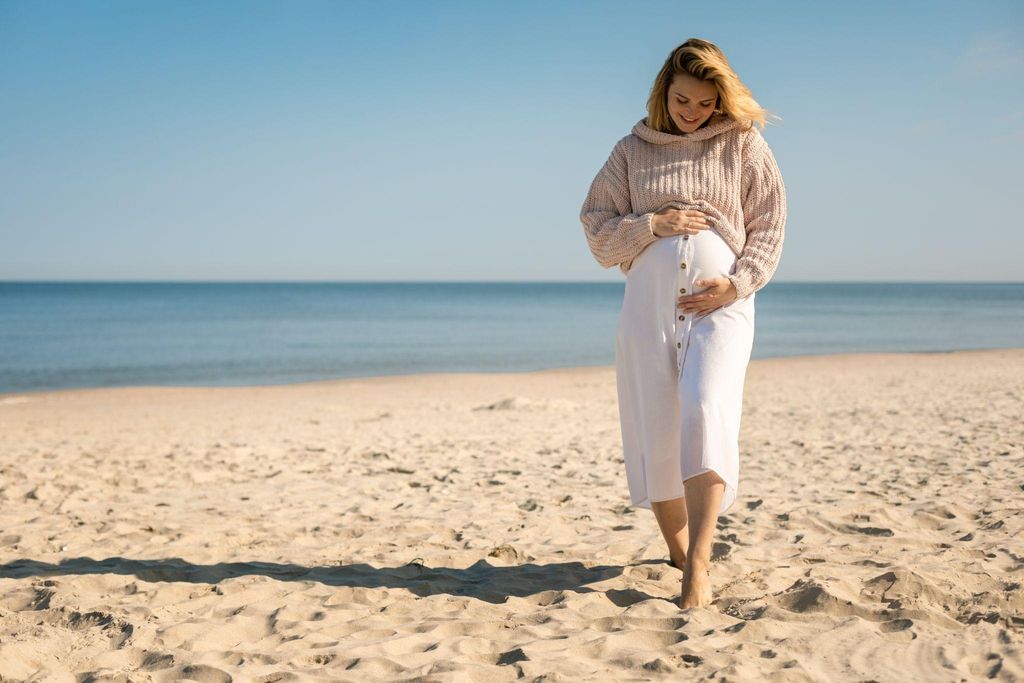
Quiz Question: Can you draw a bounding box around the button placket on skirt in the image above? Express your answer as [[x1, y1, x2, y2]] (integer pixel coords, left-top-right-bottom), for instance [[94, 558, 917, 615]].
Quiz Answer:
[[675, 235, 693, 374]]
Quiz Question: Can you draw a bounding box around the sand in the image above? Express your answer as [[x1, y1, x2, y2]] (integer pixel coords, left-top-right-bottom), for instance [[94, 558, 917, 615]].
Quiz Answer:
[[0, 348, 1021, 681]]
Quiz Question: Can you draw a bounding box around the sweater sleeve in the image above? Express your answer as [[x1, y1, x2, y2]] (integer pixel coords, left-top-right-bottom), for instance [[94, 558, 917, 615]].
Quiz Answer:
[[727, 141, 787, 299], [579, 139, 660, 270]]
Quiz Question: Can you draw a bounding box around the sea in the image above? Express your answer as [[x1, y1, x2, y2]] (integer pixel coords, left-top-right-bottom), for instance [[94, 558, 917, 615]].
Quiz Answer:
[[1, 281, 1021, 394]]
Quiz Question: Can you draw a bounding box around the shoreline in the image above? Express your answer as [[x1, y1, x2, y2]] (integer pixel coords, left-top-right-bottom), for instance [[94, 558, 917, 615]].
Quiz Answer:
[[2, 345, 1022, 399]]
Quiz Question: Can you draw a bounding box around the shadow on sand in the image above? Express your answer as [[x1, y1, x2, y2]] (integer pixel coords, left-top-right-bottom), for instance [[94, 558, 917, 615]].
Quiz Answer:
[[1, 556, 674, 605]]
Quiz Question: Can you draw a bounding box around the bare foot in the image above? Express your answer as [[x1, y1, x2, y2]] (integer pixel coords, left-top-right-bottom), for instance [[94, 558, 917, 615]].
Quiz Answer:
[[678, 560, 713, 609]]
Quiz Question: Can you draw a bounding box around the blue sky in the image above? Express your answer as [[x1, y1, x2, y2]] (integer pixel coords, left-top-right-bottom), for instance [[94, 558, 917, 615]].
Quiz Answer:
[[1, 0, 1021, 282]]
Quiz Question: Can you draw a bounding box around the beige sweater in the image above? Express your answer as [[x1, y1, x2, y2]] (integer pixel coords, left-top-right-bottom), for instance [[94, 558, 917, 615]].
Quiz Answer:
[[579, 113, 787, 299]]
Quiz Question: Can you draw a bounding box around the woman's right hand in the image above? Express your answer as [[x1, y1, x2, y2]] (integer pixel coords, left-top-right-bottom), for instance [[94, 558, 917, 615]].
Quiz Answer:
[[651, 207, 716, 238]]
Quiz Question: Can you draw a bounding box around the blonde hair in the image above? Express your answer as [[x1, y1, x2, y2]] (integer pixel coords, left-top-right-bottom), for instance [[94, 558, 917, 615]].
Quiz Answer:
[[645, 38, 779, 134]]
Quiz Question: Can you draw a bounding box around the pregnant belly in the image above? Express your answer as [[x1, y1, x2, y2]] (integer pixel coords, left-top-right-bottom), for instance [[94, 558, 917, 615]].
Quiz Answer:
[[633, 227, 738, 291], [619, 226, 746, 339]]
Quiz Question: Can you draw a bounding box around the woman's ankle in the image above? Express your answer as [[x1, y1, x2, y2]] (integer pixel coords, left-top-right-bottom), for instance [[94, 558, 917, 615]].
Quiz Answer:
[[685, 556, 711, 573]]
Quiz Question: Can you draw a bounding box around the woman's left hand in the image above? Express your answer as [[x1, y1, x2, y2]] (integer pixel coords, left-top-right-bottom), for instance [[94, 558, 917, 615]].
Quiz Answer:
[[677, 277, 737, 317]]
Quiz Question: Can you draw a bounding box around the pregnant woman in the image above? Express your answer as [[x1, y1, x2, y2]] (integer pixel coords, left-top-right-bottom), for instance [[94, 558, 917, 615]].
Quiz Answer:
[[579, 38, 787, 609]]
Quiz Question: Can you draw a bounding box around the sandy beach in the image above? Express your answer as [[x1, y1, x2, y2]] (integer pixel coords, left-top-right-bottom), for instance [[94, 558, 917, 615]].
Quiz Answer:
[[0, 348, 1021, 681]]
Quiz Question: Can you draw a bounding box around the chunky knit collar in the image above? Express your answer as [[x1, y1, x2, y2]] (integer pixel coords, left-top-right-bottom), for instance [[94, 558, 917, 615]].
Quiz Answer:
[[632, 112, 743, 144]]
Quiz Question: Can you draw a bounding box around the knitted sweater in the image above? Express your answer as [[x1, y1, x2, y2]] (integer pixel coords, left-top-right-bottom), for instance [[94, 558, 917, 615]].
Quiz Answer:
[[579, 113, 787, 300]]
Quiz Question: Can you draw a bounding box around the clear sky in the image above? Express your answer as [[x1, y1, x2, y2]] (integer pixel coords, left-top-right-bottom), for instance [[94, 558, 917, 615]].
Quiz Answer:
[[1, 0, 1021, 282]]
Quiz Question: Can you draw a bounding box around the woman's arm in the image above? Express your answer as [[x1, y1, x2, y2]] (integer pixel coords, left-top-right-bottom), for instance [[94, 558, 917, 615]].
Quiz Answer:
[[726, 138, 787, 299], [579, 139, 660, 270]]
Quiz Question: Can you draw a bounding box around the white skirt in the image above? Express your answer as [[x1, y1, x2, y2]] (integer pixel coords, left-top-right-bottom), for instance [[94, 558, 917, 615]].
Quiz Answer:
[[614, 225, 755, 516]]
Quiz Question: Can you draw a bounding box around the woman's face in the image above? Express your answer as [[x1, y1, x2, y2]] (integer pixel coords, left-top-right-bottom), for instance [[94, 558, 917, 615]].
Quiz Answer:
[[666, 73, 719, 132]]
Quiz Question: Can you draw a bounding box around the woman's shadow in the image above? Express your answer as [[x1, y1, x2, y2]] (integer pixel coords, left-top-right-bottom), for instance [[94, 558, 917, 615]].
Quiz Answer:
[[0, 556, 671, 606]]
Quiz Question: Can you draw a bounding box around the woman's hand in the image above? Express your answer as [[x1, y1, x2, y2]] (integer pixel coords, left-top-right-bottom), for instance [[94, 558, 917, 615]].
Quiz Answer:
[[678, 277, 737, 317], [652, 207, 716, 238]]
